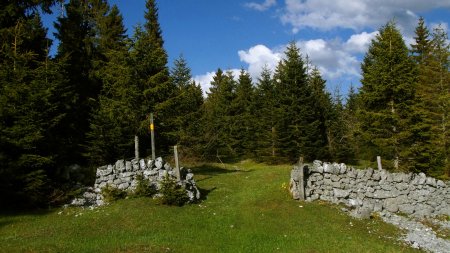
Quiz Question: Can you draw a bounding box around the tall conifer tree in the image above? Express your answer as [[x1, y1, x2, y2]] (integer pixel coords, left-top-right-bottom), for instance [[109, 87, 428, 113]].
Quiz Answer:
[[274, 42, 322, 161], [0, 4, 67, 206], [358, 21, 417, 170], [308, 67, 332, 160], [231, 69, 255, 157], [253, 67, 277, 159], [54, 0, 100, 165], [202, 69, 236, 160], [169, 55, 204, 156], [130, 0, 174, 158], [85, 4, 135, 164]]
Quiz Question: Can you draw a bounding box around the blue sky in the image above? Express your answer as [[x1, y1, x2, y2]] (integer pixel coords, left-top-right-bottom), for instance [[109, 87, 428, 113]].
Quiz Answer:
[[43, 0, 450, 96]]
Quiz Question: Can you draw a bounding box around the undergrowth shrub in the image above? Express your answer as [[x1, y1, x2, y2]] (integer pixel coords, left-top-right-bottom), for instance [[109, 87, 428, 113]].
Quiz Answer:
[[158, 175, 189, 206], [22, 170, 50, 207], [101, 184, 127, 203], [130, 175, 157, 198]]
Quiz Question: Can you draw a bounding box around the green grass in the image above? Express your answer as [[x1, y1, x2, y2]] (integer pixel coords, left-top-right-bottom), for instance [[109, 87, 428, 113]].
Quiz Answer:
[[0, 160, 419, 252]]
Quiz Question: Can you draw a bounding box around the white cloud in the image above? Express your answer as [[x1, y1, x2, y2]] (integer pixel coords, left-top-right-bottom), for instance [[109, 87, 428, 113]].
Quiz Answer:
[[193, 71, 215, 97], [245, 0, 277, 11], [344, 31, 378, 53], [297, 39, 360, 80], [280, 0, 450, 35], [238, 44, 281, 80], [430, 22, 449, 33], [193, 69, 242, 97]]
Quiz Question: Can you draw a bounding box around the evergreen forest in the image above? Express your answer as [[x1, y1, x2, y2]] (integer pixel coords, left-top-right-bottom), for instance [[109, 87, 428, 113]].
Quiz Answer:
[[1, 0, 449, 208]]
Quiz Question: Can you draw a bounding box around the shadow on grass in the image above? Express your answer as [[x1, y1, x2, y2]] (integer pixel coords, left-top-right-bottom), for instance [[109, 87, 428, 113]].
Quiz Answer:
[[0, 207, 54, 228], [190, 164, 253, 176], [198, 186, 216, 201]]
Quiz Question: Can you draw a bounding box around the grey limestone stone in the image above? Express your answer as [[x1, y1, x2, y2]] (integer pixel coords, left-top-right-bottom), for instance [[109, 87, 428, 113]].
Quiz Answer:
[[155, 157, 164, 169], [371, 170, 381, 181], [374, 201, 383, 212], [365, 167, 374, 178], [357, 169, 366, 179], [147, 159, 154, 168], [291, 168, 303, 181], [323, 163, 332, 173], [392, 173, 404, 183], [333, 189, 351, 198], [437, 180, 446, 188], [139, 159, 146, 170], [118, 182, 129, 190], [347, 168, 357, 179], [351, 206, 372, 219], [125, 161, 132, 172], [398, 203, 415, 214], [426, 177, 437, 187], [384, 198, 399, 213], [331, 174, 340, 182], [331, 182, 342, 188], [115, 160, 125, 172]]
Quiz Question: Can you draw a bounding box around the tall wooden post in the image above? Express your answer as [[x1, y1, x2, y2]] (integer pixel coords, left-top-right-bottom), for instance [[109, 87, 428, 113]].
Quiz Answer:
[[298, 157, 305, 201], [150, 113, 155, 160], [377, 156, 382, 170], [174, 145, 180, 181]]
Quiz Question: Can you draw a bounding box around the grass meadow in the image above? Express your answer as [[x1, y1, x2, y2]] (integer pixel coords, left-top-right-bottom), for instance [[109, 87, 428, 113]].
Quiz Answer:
[[0, 161, 419, 252]]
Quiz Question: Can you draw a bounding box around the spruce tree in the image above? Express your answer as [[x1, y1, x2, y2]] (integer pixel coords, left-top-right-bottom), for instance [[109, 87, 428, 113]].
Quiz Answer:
[[273, 42, 322, 161], [202, 69, 236, 160], [0, 7, 67, 206], [253, 66, 277, 159], [85, 4, 134, 164], [169, 55, 204, 157], [408, 17, 436, 173], [308, 67, 332, 160], [427, 25, 450, 176], [358, 21, 417, 170], [129, 0, 174, 158], [342, 84, 361, 161], [231, 69, 255, 157], [54, 0, 100, 165]]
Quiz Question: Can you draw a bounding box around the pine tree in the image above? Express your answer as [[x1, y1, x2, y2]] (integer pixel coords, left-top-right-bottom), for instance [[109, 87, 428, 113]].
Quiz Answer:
[[428, 25, 450, 176], [308, 67, 332, 160], [408, 17, 436, 173], [273, 42, 322, 161], [358, 21, 417, 170], [129, 0, 174, 158], [0, 7, 67, 206], [85, 4, 135, 164], [54, 0, 101, 165], [202, 69, 236, 160], [231, 69, 255, 157], [253, 66, 277, 159], [342, 84, 361, 161], [169, 55, 204, 157]]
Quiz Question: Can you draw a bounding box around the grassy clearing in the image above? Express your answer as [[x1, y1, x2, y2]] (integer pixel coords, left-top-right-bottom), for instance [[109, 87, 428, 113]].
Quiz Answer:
[[0, 160, 418, 252]]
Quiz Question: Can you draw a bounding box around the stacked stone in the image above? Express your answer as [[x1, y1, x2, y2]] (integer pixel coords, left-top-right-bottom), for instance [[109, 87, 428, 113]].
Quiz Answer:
[[71, 157, 200, 206], [291, 160, 450, 218]]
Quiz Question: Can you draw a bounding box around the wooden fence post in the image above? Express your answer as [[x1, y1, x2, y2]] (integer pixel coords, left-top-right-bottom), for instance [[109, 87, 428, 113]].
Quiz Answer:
[[174, 145, 180, 181], [150, 113, 155, 160], [377, 156, 382, 170]]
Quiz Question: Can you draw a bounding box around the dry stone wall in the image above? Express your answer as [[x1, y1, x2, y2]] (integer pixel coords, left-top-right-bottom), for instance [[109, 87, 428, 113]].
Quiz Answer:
[[290, 160, 450, 218], [71, 157, 200, 206]]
